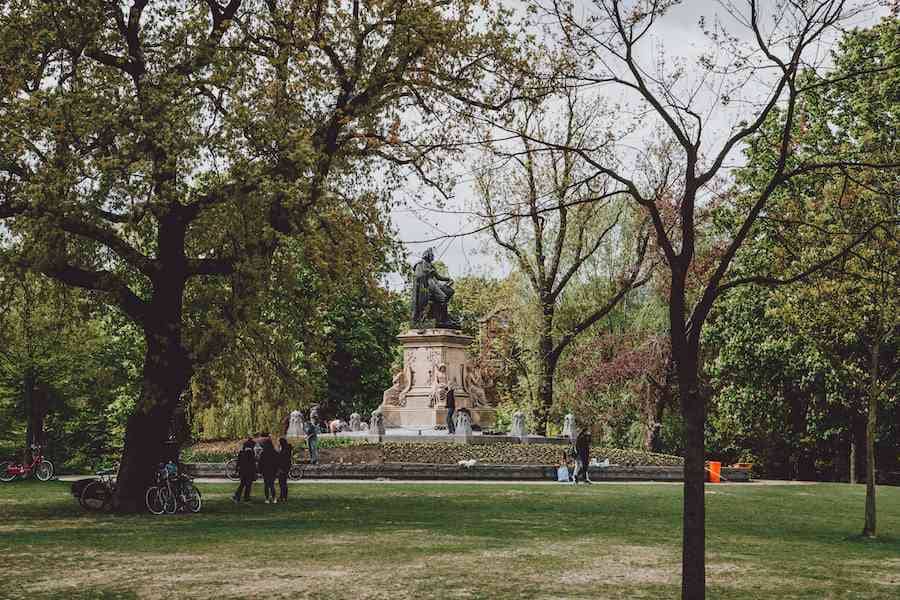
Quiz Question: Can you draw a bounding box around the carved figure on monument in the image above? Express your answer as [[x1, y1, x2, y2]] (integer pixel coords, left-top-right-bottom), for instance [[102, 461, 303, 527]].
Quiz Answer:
[[349, 413, 361, 432], [383, 369, 410, 407], [465, 365, 489, 407], [286, 410, 306, 438], [371, 409, 386, 435], [510, 411, 527, 437], [430, 363, 449, 407], [410, 248, 459, 328], [455, 408, 473, 436], [562, 413, 576, 442]]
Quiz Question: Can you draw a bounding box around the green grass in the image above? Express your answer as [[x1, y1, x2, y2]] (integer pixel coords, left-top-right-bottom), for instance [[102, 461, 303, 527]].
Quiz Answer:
[[1, 480, 898, 599]]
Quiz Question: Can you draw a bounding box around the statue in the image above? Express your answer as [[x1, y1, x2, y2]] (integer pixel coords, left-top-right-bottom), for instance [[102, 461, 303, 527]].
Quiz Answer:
[[465, 365, 488, 407], [383, 369, 408, 407], [510, 411, 527, 438], [562, 413, 576, 442], [371, 409, 386, 435], [430, 363, 449, 407], [349, 413, 361, 432], [410, 247, 459, 328], [286, 410, 305, 438], [455, 408, 473, 436]]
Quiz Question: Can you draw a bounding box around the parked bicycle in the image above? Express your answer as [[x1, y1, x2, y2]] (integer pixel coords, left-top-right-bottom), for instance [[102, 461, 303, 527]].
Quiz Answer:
[[146, 462, 201, 515], [0, 445, 53, 482], [80, 466, 118, 511]]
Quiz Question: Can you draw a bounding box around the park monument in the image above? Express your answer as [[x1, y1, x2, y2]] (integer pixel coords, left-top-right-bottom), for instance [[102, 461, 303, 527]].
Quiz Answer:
[[378, 248, 497, 429]]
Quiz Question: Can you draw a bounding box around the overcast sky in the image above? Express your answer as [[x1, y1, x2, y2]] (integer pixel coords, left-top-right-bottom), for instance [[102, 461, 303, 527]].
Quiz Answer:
[[385, 0, 890, 288]]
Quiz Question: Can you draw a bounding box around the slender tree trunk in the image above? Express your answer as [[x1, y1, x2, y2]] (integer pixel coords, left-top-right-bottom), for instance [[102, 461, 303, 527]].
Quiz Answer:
[[23, 368, 35, 465], [850, 430, 857, 485], [862, 344, 878, 537], [534, 304, 555, 436], [677, 349, 705, 600]]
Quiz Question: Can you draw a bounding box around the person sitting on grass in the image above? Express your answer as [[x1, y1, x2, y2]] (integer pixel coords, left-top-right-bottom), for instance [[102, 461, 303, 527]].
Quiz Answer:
[[258, 438, 278, 504], [232, 439, 256, 503], [277, 437, 292, 503], [556, 450, 571, 483]]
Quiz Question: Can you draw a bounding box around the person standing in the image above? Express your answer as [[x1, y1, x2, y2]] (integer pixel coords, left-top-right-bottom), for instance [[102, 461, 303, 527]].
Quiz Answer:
[[232, 439, 256, 502], [446, 387, 456, 434], [574, 427, 593, 484], [258, 438, 278, 503], [304, 414, 321, 465], [277, 437, 292, 502]]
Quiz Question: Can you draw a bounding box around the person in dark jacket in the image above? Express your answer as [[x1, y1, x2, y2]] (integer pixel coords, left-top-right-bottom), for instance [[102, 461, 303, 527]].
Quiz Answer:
[[277, 437, 293, 502], [573, 427, 592, 484], [445, 387, 456, 434], [232, 439, 257, 502], [258, 438, 278, 503]]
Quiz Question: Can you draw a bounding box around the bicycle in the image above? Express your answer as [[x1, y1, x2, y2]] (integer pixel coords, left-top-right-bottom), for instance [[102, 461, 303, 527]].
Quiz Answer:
[[0, 445, 54, 482], [146, 462, 201, 514], [80, 467, 118, 511]]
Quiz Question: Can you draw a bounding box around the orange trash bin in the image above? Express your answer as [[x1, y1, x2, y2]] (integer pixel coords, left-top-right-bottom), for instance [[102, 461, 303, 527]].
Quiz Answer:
[[707, 461, 721, 483]]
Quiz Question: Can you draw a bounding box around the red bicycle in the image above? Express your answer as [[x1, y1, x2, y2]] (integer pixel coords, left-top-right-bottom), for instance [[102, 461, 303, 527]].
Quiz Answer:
[[0, 445, 54, 482]]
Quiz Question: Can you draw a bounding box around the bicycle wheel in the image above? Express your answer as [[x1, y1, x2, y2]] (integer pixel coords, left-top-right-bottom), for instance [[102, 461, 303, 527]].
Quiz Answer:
[[159, 486, 177, 514], [185, 484, 202, 513], [35, 460, 53, 481], [145, 486, 165, 515], [225, 458, 239, 481], [289, 464, 303, 480], [81, 480, 112, 511], [0, 462, 16, 482]]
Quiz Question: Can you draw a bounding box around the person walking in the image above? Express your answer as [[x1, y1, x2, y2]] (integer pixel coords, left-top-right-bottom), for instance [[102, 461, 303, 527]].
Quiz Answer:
[[258, 438, 278, 503], [277, 437, 292, 502], [304, 414, 321, 465], [574, 427, 593, 484], [445, 387, 456, 434], [232, 439, 256, 502]]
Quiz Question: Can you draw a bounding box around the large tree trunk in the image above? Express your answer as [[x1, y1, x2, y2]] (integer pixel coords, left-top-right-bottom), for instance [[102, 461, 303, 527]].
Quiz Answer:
[[862, 344, 878, 537], [114, 329, 193, 512]]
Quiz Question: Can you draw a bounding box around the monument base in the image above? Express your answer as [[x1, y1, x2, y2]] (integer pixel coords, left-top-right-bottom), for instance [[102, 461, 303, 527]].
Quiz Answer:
[[379, 328, 497, 430], [381, 406, 497, 429]]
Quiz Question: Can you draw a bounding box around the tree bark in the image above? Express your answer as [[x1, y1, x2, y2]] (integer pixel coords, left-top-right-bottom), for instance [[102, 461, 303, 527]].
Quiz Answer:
[[677, 350, 706, 600], [862, 344, 878, 537], [534, 305, 555, 436], [114, 333, 193, 512]]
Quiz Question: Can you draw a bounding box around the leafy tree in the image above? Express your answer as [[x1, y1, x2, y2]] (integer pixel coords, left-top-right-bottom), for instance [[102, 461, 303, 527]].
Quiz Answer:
[[0, 0, 522, 509], [520, 2, 897, 595], [474, 92, 652, 435]]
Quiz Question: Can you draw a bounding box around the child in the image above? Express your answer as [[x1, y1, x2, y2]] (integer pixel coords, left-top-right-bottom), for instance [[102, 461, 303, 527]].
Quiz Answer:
[[232, 439, 256, 502]]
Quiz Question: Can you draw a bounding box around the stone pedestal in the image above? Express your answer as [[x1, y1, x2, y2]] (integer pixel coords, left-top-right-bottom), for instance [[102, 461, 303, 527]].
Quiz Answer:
[[380, 329, 496, 429]]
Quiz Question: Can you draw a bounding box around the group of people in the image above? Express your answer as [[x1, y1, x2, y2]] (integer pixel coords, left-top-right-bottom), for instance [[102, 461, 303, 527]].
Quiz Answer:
[[232, 414, 324, 504], [232, 433, 293, 504], [558, 427, 594, 484]]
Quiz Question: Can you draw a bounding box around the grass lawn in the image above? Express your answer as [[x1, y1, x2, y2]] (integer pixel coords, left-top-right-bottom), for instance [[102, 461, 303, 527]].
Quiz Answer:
[[1, 480, 898, 599]]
